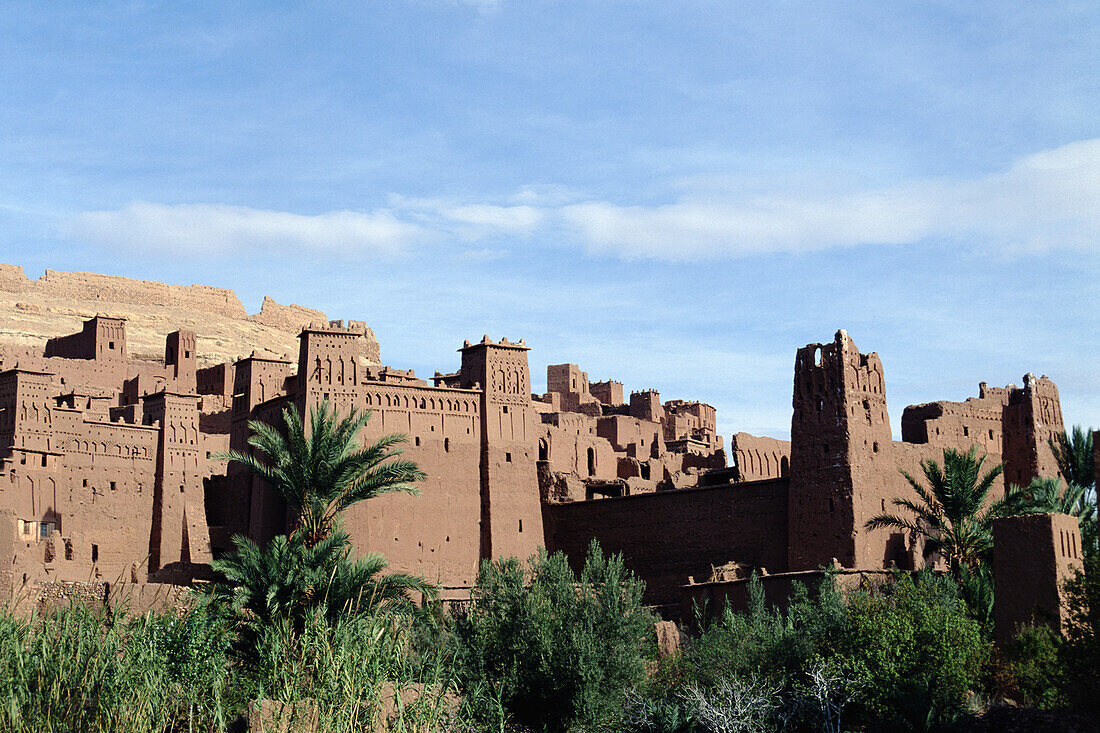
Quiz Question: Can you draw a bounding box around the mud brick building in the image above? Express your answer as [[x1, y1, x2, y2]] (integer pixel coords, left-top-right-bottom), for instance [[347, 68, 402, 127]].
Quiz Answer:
[[0, 265, 1076, 616]]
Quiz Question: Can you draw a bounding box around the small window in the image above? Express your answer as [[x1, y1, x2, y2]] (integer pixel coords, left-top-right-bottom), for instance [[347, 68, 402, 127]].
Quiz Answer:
[[184, 350, 190, 358], [41, 455, 47, 467], [83, 479, 89, 488], [109, 482, 116, 491], [108, 341, 115, 350], [39, 522, 52, 539], [872, 442, 879, 453], [518, 519, 523, 533], [989, 430, 994, 440], [505, 452, 512, 462], [415, 437, 420, 447], [444, 438, 450, 453], [91, 544, 99, 563], [502, 405, 509, 414], [963, 426, 969, 437]]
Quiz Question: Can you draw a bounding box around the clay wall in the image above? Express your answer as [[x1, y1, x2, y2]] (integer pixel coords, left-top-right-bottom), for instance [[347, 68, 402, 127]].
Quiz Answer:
[[993, 513, 1083, 646], [596, 414, 662, 459], [543, 478, 789, 615], [731, 432, 791, 481]]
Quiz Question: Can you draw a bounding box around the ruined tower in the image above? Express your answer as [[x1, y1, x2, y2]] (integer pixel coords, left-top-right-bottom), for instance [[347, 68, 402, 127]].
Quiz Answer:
[[164, 330, 197, 394], [459, 337, 544, 561], [788, 330, 895, 571]]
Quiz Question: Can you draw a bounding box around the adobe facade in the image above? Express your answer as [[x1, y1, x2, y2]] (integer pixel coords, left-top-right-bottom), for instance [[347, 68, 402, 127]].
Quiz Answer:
[[0, 266, 1079, 615]]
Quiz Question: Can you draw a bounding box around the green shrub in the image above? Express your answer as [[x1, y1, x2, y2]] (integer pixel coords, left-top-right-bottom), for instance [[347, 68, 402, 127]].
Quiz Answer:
[[838, 571, 988, 729], [1000, 625, 1064, 708], [1061, 555, 1100, 715], [453, 540, 657, 732]]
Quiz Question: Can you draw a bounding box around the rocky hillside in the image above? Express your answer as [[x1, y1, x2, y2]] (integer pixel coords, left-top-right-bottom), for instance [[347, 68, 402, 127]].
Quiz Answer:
[[0, 263, 380, 366]]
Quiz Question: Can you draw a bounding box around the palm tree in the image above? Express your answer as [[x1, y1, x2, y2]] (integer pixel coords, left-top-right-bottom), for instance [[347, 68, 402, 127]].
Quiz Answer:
[[1001, 476, 1098, 560], [865, 446, 1005, 576], [222, 400, 425, 547], [1050, 427, 1095, 491], [211, 526, 436, 636]]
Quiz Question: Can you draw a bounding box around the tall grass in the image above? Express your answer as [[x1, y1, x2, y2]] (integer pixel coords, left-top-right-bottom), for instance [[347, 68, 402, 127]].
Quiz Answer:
[[0, 599, 461, 733]]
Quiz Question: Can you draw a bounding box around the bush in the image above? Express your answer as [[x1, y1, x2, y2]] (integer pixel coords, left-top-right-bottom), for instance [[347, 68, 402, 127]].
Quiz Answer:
[[1000, 625, 1064, 709], [1061, 555, 1100, 715], [838, 571, 988, 729], [453, 540, 657, 732]]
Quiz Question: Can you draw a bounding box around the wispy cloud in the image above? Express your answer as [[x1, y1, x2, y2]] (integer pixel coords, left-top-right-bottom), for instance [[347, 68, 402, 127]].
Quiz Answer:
[[61, 201, 429, 257], [560, 139, 1100, 260]]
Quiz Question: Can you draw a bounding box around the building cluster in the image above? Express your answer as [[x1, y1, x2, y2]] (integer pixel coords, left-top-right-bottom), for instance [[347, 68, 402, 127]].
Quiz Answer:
[[0, 277, 1092, 637]]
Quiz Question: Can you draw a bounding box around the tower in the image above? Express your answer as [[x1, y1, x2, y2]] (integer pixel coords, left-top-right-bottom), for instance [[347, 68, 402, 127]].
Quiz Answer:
[[144, 391, 211, 574], [993, 513, 1083, 647], [165, 330, 197, 393], [788, 330, 895, 571], [459, 336, 544, 561]]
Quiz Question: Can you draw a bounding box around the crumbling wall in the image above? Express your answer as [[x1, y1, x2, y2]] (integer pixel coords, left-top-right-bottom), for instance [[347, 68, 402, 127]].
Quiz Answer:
[[731, 432, 790, 481]]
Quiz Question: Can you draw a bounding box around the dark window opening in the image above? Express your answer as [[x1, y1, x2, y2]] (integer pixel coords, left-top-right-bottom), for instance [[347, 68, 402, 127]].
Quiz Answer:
[[41, 455, 47, 467], [415, 436, 420, 446], [518, 519, 523, 533], [872, 442, 879, 453], [502, 405, 509, 414], [108, 341, 115, 350], [91, 544, 98, 563], [64, 539, 73, 561], [83, 479, 88, 488], [505, 452, 512, 462], [538, 439, 549, 462], [444, 438, 450, 452], [963, 426, 969, 437], [587, 447, 596, 476], [109, 482, 116, 491], [989, 430, 994, 439]]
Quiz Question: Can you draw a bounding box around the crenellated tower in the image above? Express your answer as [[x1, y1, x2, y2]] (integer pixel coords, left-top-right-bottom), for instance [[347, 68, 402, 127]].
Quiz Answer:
[[459, 336, 544, 561]]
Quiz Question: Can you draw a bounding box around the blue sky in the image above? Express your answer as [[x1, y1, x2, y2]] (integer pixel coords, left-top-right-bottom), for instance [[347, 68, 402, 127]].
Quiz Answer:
[[1, 1, 1097, 440]]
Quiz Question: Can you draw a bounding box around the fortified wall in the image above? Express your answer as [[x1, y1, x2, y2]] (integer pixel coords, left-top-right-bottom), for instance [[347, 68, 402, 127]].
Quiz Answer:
[[0, 266, 1075, 616]]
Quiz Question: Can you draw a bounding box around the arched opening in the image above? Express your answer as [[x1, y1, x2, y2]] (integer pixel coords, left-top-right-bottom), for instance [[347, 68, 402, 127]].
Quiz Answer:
[[538, 438, 549, 462], [780, 456, 789, 477], [587, 447, 596, 476]]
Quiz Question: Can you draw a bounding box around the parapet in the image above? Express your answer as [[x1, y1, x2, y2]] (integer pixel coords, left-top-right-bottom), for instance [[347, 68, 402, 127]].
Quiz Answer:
[[459, 335, 529, 351]]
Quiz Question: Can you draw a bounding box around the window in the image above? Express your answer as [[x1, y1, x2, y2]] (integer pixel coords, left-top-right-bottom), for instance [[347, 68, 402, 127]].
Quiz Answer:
[[444, 438, 450, 453], [415, 437, 420, 446], [91, 544, 99, 563], [587, 447, 596, 476], [519, 519, 523, 533], [39, 522, 53, 539], [502, 405, 509, 414], [41, 455, 47, 467], [963, 426, 969, 437], [505, 452, 512, 462], [82, 479, 88, 488], [108, 341, 115, 350], [109, 482, 116, 491]]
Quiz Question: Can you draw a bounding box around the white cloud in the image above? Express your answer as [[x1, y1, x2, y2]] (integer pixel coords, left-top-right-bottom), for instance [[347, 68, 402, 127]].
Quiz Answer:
[[62, 201, 427, 256], [388, 194, 544, 239], [560, 138, 1100, 260]]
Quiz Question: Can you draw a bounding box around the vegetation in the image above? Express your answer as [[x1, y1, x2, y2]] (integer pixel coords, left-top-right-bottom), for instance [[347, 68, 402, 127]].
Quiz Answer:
[[865, 446, 1005, 576], [452, 541, 657, 732], [220, 400, 424, 547], [1, 411, 1097, 731]]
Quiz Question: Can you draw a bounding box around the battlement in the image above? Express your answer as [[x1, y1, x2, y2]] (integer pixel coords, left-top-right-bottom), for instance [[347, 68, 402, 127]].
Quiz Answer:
[[459, 335, 529, 351]]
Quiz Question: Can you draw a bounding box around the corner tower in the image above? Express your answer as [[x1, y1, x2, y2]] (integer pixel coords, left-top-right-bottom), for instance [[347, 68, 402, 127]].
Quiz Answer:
[[459, 336, 544, 561]]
